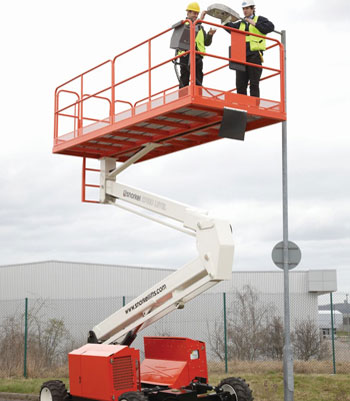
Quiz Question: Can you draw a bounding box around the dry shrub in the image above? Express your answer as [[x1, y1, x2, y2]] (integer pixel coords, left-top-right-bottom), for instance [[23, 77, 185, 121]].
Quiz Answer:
[[208, 286, 332, 367], [0, 300, 80, 378], [292, 318, 330, 361], [29, 363, 69, 379]]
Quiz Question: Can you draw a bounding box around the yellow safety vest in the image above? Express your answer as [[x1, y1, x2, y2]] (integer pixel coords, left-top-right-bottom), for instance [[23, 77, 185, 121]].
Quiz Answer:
[[239, 16, 266, 52], [178, 22, 206, 55], [195, 27, 205, 54]]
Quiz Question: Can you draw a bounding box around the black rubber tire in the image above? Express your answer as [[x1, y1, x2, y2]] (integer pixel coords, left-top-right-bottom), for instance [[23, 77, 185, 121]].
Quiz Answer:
[[118, 391, 147, 401], [40, 380, 69, 401], [218, 377, 253, 401]]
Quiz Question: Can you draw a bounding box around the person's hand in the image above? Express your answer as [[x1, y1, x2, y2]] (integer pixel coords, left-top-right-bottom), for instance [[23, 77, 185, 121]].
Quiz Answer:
[[208, 28, 217, 36], [200, 10, 207, 20], [244, 17, 256, 26]]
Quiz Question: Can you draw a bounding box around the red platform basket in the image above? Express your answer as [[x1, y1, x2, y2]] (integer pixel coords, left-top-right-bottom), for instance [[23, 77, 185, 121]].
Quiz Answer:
[[54, 20, 285, 164]]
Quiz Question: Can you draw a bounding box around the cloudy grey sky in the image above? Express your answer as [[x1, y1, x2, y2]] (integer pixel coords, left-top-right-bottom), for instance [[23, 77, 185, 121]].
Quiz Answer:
[[1, 0, 349, 291]]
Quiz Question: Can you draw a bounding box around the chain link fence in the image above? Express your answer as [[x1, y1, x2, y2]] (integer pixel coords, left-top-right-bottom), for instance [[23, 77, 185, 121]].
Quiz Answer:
[[1, 289, 349, 377]]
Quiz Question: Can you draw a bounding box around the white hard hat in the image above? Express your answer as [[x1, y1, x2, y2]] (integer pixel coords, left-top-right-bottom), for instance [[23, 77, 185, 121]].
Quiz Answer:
[[242, 0, 255, 7]]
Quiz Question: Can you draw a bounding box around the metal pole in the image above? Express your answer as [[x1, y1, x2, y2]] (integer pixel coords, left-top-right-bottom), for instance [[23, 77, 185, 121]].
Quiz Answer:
[[330, 292, 336, 374], [346, 294, 349, 340], [123, 296, 126, 307], [23, 297, 28, 379], [281, 30, 294, 401], [223, 292, 228, 373]]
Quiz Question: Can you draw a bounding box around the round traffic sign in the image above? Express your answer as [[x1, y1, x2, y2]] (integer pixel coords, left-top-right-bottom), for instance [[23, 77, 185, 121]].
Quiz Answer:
[[272, 241, 301, 270]]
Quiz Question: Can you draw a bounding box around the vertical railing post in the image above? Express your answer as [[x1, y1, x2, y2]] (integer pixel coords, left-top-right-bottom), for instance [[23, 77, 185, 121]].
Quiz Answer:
[[74, 103, 78, 138], [223, 292, 228, 373], [54, 91, 59, 145], [190, 21, 196, 97], [79, 75, 83, 135], [111, 61, 115, 124], [280, 41, 286, 113], [82, 158, 86, 202], [330, 292, 336, 374], [23, 298, 28, 379], [148, 40, 152, 109]]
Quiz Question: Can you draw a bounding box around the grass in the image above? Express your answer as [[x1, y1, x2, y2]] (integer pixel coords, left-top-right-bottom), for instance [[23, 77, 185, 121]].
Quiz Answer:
[[208, 359, 350, 374], [211, 372, 350, 401], [337, 331, 350, 337], [0, 377, 68, 395], [1, 373, 350, 401]]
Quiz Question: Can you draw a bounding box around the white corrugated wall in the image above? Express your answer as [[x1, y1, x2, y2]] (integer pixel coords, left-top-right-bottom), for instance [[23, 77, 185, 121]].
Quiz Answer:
[[0, 260, 312, 300]]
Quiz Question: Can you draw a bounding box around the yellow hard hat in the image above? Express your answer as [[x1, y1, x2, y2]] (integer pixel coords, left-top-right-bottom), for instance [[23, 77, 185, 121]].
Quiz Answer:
[[186, 2, 200, 12]]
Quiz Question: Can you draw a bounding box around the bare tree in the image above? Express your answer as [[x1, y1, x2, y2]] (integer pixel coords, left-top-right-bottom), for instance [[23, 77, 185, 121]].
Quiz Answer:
[[32, 318, 71, 367], [0, 300, 75, 376], [207, 285, 279, 361], [262, 316, 284, 360], [227, 286, 275, 360], [207, 319, 227, 361], [292, 317, 330, 361], [0, 315, 25, 376]]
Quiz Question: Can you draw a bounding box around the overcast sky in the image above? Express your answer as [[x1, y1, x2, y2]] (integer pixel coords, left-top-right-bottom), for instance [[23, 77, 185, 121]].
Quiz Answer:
[[1, 0, 349, 292]]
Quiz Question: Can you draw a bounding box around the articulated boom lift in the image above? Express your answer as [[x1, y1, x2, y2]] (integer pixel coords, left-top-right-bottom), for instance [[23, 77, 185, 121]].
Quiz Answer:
[[40, 148, 253, 401], [39, 7, 287, 401]]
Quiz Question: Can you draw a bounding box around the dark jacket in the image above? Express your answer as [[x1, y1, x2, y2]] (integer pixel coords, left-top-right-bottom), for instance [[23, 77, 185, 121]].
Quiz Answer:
[[226, 15, 274, 56]]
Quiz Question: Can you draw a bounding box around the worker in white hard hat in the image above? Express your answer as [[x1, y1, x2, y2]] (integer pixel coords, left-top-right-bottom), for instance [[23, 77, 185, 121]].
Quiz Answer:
[[178, 2, 217, 88], [225, 0, 274, 97]]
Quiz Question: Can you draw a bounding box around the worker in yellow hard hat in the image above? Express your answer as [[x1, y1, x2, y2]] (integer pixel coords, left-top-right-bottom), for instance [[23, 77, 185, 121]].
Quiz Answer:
[[178, 3, 216, 88]]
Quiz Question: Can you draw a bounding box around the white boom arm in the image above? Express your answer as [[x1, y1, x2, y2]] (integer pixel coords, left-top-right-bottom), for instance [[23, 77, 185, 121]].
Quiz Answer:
[[91, 155, 234, 345]]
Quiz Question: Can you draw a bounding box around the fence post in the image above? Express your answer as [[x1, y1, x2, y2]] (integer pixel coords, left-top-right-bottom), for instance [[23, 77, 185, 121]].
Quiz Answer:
[[123, 296, 126, 307], [223, 292, 228, 373], [24, 297, 28, 378], [330, 292, 336, 374]]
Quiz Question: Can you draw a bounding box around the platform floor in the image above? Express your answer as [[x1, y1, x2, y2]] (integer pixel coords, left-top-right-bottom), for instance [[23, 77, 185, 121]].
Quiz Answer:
[[54, 86, 286, 163]]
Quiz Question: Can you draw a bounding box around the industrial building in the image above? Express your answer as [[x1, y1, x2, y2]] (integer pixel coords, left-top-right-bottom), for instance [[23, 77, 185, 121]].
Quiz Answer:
[[0, 260, 337, 301], [0, 260, 337, 356], [318, 310, 343, 337], [319, 300, 350, 332]]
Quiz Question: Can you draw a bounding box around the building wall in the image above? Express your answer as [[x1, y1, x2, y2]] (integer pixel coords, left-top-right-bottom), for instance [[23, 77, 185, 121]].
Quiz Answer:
[[0, 261, 333, 358], [0, 261, 173, 300], [0, 260, 319, 300]]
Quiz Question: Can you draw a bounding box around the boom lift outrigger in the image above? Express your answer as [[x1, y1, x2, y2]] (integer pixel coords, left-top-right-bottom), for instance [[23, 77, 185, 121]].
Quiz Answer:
[[40, 145, 254, 401]]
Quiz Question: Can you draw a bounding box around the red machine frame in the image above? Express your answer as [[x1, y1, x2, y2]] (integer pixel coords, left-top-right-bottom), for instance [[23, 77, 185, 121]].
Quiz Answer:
[[68, 344, 140, 401], [67, 338, 209, 401], [141, 337, 208, 388]]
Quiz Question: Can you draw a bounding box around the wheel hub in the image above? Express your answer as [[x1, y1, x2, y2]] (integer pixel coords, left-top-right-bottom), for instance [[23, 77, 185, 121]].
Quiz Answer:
[[40, 388, 53, 401], [221, 384, 238, 401]]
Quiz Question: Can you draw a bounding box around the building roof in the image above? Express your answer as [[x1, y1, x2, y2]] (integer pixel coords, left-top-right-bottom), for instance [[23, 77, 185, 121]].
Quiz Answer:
[[0, 259, 175, 272], [319, 303, 350, 314]]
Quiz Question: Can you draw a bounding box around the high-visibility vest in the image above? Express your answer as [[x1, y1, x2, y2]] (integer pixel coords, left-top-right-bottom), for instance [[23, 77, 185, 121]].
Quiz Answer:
[[178, 23, 206, 55], [195, 26, 206, 54], [239, 16, 266, 52]]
